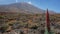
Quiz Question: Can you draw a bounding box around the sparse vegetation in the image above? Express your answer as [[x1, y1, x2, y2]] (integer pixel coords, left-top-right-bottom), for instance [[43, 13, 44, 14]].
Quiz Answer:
[[0, 12, 60, 34]]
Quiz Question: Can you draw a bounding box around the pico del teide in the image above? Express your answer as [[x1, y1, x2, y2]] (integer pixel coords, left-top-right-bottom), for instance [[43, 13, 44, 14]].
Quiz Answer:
[[44, 9, 54, 34]]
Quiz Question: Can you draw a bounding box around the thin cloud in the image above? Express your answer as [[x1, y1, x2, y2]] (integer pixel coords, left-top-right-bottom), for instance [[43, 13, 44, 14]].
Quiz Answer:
[[27, 1, 32, 4]]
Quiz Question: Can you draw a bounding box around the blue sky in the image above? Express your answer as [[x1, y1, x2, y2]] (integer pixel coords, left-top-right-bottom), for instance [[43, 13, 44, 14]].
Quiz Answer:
[[0, 0, 60, 13]]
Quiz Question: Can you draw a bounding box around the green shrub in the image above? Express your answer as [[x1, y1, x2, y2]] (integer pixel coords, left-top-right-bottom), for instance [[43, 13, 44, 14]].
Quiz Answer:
[[0, 16, 4, 19], [0, 24, 9, 33]]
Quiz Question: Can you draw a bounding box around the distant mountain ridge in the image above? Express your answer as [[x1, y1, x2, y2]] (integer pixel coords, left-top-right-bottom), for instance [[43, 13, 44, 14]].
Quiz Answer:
[[0, 2, 56, 14]]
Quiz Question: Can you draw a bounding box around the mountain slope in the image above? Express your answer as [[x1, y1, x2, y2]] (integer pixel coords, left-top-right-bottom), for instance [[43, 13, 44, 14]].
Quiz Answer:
[[0, 2, 45, 14], [0, 2, 56, 14]]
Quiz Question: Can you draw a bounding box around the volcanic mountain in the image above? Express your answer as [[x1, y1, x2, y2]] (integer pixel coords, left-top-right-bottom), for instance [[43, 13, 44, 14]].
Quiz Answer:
[[0, 2, 56, 14]]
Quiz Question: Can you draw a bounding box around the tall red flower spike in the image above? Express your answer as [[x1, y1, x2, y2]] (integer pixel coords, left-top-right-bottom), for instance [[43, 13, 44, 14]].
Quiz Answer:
[[46, 9, 50, 32]]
